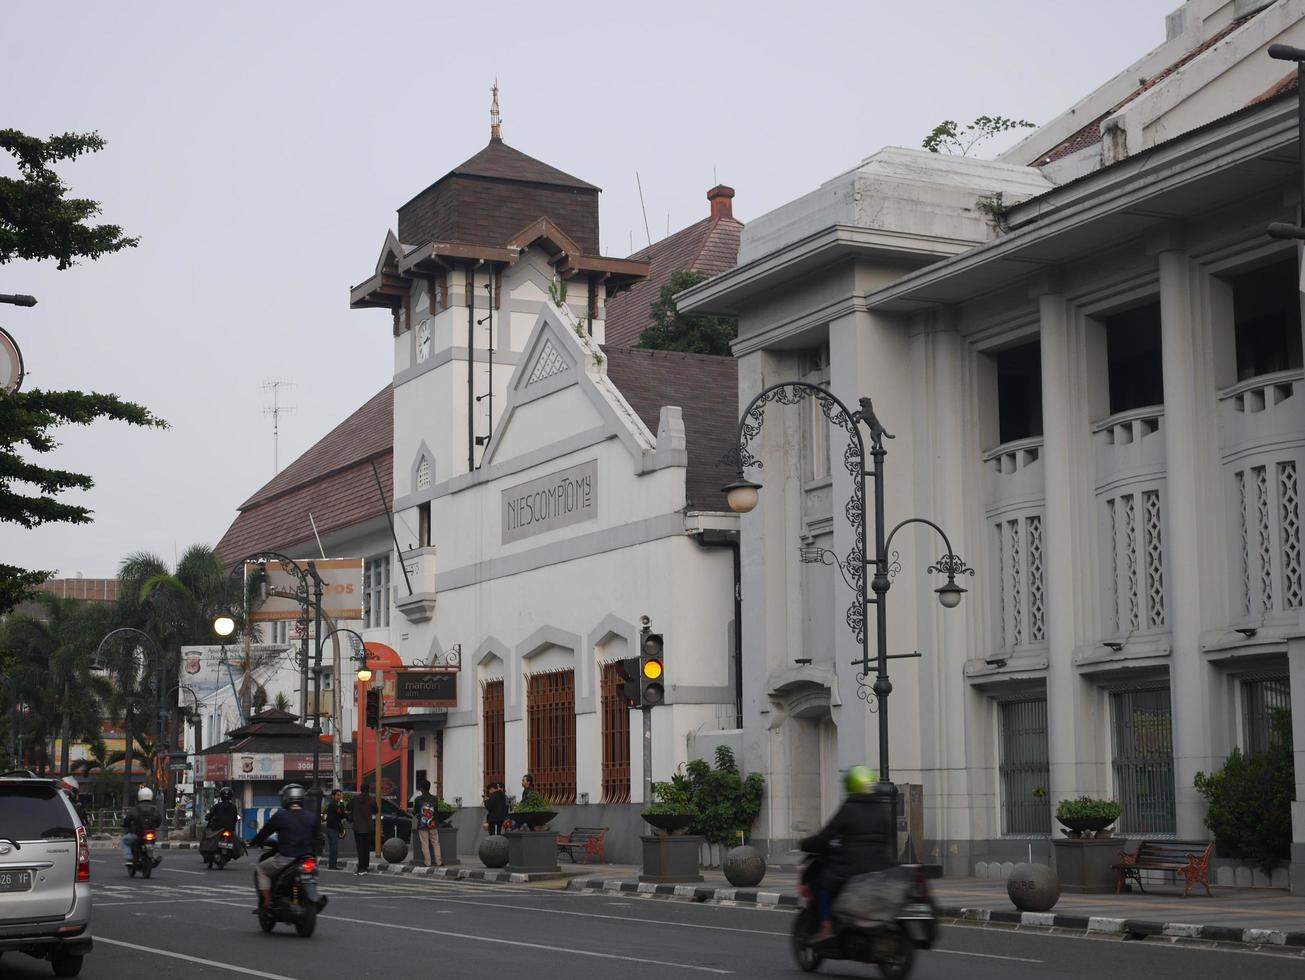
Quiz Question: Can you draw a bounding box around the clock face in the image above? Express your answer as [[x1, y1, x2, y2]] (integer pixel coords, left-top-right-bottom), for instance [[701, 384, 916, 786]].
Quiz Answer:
[[415, 319, 431, 363]]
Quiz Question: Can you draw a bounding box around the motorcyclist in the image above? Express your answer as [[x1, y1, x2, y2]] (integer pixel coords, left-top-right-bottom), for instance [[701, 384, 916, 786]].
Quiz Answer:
[[62, 776, 88, 826], [206, 786, 240, 832], [799, 766, 896, 942], [249, 784, 323, 910], [122, 787, 161, 867]]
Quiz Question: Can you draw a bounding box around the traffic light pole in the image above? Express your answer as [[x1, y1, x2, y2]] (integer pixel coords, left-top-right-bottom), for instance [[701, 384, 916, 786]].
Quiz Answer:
[[642, 707, 653, 807]]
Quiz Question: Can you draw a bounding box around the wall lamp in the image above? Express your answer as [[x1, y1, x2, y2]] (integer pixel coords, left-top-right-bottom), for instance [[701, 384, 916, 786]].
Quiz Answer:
[[1102, 640, 1125, 653]]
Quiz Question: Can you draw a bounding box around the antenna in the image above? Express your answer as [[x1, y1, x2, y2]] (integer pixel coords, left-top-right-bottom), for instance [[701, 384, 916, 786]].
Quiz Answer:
[[635, 171, 652, 248], [261, 380, 296, 474], [490, 78, 502, 141]]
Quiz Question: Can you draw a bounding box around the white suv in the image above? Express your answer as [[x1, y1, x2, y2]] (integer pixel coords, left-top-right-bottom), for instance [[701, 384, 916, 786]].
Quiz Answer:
[[0, 771, 93, 977]]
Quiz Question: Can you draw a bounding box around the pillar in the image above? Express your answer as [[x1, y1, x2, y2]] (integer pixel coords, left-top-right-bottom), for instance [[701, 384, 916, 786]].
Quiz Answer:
[[1289, 637, 1305, 895]]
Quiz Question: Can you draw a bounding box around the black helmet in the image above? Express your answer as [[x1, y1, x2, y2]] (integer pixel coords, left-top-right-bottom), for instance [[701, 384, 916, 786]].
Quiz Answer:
[[219, 787, 234, 802], [280, 784, 307, 808]]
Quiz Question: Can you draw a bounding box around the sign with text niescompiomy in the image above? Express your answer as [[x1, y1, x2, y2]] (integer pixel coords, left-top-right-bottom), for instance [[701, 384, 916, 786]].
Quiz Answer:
[[501, 459, 597, 544]]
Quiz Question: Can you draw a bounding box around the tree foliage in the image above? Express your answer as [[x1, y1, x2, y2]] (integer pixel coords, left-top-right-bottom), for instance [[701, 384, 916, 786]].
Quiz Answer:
[[666, 745, 764, 844], [1194, 715, 1294, 872], [922, 115, 1036, 157], [638, 270, 737, 356], [0, 128, 165, 612], [0, 130, 140, 269]]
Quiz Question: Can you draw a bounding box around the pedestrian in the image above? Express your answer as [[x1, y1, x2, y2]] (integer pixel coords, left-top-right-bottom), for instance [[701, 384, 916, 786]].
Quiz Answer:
[[351, 782, 377, 875], [411, 778, 442, 867], [519, 773, 535, 801], [484, 782, 508, 836], [322, 788, 348, 870]]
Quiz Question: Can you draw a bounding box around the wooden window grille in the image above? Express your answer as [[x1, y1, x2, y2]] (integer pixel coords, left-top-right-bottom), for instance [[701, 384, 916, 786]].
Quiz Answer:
[[481, 680, 505, 791], [527, 669, 577, 804], [600, 663, 631, 803]]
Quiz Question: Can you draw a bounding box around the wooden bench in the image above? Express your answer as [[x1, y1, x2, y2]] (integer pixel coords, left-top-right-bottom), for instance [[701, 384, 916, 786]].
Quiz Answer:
[[1112, 840, 1214, 897], [557, 826, 608, 864]]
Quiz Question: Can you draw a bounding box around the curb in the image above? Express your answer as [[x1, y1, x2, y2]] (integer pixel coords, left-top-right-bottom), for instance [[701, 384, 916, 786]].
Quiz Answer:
[[564, 877, 1305, 949], [330, 859, 564, 884]]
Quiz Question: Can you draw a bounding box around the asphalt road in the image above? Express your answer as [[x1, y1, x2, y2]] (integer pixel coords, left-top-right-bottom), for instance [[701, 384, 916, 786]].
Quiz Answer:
[[2, 857, 1301, 980]]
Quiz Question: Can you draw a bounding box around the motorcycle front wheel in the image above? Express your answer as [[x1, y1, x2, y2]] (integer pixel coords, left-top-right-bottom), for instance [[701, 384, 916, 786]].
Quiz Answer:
[[295, 907, 317, 938], [874, 930, 914, 980], [790, 909, 823, 973], [257, 908, 275, 933]]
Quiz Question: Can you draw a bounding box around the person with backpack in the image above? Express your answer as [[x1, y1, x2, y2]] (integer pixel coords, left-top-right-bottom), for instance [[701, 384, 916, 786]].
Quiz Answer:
[[411, 778, 442, 867]]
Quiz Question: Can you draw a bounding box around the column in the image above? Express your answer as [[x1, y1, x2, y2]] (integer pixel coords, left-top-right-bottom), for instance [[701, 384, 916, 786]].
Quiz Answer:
[[1156, 239, 1220, 839], [1037, 281, 1102, 803], [1288, 637, 1305, 896]]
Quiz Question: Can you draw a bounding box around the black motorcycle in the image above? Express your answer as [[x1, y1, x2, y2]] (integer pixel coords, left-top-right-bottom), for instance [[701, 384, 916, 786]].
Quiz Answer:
[[201, 827, 245, 869], [254, 849, 327, 937], [126, 828, 161, 879], [791, 860, 937, 978]]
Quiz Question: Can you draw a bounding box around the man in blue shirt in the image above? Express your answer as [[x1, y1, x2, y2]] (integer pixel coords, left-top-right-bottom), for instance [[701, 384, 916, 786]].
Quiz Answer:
[[249, 784, 322, 909]]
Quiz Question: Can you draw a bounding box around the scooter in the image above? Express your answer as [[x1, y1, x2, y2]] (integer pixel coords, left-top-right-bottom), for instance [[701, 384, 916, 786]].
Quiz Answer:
[[202, 827, 245, 869], [127, 829, 161, 879], [254, 850, 327, 937], [791, 859, 938, 979]]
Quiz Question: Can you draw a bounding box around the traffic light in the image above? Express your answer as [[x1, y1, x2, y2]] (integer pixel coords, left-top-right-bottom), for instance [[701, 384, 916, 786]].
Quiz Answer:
[[615, 658, 641, 707], [365, 688, 381, 729], [639, 632, 665, 706]]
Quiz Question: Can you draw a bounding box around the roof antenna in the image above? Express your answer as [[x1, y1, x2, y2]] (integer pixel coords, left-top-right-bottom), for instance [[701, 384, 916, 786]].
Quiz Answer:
[[261, 380, 296, 475], [490, 78, 502, 141], [635, 171, 651, 247]]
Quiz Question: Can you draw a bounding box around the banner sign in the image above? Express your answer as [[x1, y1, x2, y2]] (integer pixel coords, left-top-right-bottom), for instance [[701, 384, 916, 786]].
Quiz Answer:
[[244, 558, 364, 623], [501, 460, 597, 543], [197, 753, 230, 781], [235, 753, 284, 780], [392, 669, 457, 708], [180, 644, 288, 701]]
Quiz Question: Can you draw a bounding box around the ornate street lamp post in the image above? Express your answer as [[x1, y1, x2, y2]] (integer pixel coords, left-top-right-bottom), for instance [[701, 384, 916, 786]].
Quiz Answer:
[[724, 383, 973, 783]]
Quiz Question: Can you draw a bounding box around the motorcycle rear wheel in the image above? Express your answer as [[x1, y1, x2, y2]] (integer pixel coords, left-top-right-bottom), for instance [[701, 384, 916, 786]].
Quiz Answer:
[[127, 866, 136, 878], [295, 907, 317, 938], [140, 863, 151, 880], [790, 911, 823, 973], [217, 855, 229, 870], [874, 931, 914, 980]]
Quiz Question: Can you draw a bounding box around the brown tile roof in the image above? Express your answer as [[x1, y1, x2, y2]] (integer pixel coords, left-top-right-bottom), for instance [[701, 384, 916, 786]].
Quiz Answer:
[[602, 346, 738, 512], [216, 387, 393, 565], [1247, 69, 1299, 107], [448, 138, 599, 191], [604, 203, 743, 348], [1035, 12, 1259, 166]]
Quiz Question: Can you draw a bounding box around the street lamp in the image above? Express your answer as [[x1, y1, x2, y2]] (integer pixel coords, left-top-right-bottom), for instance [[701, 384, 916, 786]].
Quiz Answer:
[[92, 628, 167, 808], [321, 626, 368, 799], [213, 615, 235, 639], [724, 383, 973, 783]]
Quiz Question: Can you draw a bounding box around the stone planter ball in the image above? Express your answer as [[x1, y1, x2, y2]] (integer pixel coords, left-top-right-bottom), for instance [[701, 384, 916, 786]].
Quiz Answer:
[[723, 845, 766, 887], [478, 834, 510, 869], [1006, 862, 1060, 912], [381, 837, 409, 865]]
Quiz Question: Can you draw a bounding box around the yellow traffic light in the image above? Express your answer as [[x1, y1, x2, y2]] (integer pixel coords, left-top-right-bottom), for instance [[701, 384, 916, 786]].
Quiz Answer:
[[642, 659, 663, 680]]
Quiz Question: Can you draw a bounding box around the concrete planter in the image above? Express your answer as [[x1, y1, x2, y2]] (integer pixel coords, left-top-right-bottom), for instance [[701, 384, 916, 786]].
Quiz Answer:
[[437, 826, 460, 866], [640, 834, 705, 883], [1052, 838, 1119, 893], [723, 845, 766, 887], [507, 830, 560, 873]]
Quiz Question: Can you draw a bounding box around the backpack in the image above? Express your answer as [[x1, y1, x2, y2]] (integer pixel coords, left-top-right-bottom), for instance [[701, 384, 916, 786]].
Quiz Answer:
[[417, 800, 436, 830]]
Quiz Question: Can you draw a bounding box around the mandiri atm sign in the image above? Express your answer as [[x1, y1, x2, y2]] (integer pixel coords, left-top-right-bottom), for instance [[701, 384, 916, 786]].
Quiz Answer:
[[244, 558, 363, 622], [392, 669, 457, 708]]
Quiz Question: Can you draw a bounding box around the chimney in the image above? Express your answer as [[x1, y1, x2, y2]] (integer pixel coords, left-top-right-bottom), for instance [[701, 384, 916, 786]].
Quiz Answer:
[[707, 184, 734, 221]]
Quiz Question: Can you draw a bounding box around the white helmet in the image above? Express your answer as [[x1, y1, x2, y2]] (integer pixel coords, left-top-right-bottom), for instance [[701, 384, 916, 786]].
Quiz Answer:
[[62, 776, 79, 792], [137, 787, 154, 802]]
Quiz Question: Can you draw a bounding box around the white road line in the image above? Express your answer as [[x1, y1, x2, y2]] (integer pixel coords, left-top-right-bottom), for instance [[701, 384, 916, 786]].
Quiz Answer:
[[96, 937, 301, 979], [936, 948, 1044, 963], [320, 912, 735, 974]]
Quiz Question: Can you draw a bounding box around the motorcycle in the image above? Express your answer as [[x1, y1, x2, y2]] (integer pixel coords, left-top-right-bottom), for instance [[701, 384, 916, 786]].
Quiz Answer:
[[791, 859, 938, 979], [127, 829, 161, 879], [254, 850, 327, 937], [201, 827, 245, 869]]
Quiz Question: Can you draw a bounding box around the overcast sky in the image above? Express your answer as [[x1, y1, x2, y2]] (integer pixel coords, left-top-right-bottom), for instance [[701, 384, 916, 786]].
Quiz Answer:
[[1, 0, 1180, 578]]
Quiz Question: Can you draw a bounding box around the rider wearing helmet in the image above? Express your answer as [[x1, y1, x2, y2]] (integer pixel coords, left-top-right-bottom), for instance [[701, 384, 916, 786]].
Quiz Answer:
[[249, 784, 323, 909], [206, 786, 241, 833], [62, 776, 88, 825], [799, 766, 896, 942], [122, 786, 162, 866]]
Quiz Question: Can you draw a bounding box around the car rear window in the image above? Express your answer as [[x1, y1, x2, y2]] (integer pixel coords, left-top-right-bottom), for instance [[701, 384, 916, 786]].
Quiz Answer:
[[0, 784, 75, 841]]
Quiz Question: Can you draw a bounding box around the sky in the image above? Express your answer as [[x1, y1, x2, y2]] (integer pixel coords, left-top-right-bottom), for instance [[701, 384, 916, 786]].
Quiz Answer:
[[1, 0, 1181, 578]]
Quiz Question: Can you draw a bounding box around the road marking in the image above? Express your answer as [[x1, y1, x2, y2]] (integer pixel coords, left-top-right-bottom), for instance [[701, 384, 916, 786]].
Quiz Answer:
[[321, 912, 734, 974], [153, 866, 208, 876], [96, 937, 301, 979], [936, 948, 1043, 963]]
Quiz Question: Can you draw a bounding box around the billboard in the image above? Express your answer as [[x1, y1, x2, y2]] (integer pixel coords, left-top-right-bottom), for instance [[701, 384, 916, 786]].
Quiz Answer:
[[235, 753, 284, 781], [180, 645, 290, 702], [392, 669, 457, 708], [244, 558, 364, 623]]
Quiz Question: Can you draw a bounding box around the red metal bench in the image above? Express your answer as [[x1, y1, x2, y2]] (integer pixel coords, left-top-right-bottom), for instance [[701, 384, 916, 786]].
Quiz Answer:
[[1112, 840, 1214, 897], [557, 826, 608, 864]]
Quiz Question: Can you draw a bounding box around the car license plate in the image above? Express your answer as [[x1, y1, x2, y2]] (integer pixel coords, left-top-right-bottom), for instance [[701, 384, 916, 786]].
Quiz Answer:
[[219, 841, 233, 850], [0, 870, 32, 892]]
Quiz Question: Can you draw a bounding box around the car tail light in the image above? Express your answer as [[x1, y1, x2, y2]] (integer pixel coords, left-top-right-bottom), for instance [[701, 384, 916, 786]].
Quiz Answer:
[[300, 857, 317, 874], [221, 830, 232, 839], [76, 826, 90, 882], [143, 830, 156, 843]]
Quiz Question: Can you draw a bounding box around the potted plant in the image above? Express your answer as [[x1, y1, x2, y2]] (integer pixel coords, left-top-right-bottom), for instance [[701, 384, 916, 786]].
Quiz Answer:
[[1055, 797, 1122, 838], [641, 780, 697, 836], [434, 797, 460, 867], [510, 791, 557, 831], [640, 779, 703, 884], [506, 791, 560, 873]]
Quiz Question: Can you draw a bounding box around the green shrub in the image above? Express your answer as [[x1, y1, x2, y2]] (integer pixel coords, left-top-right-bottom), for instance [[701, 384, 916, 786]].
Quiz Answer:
[[1055, 797, 1122, 822], [676, 746, 764, 844], [511, 790, 553, 813], [434, 797, 456, 815], [1195, 729, 1294, 873], [642, 779, 696, 817]]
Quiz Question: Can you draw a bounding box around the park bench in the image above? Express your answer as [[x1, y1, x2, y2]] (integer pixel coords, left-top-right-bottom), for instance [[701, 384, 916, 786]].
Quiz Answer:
[[557, 826, 608, 864], [1112, 840, 1214, 897]]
